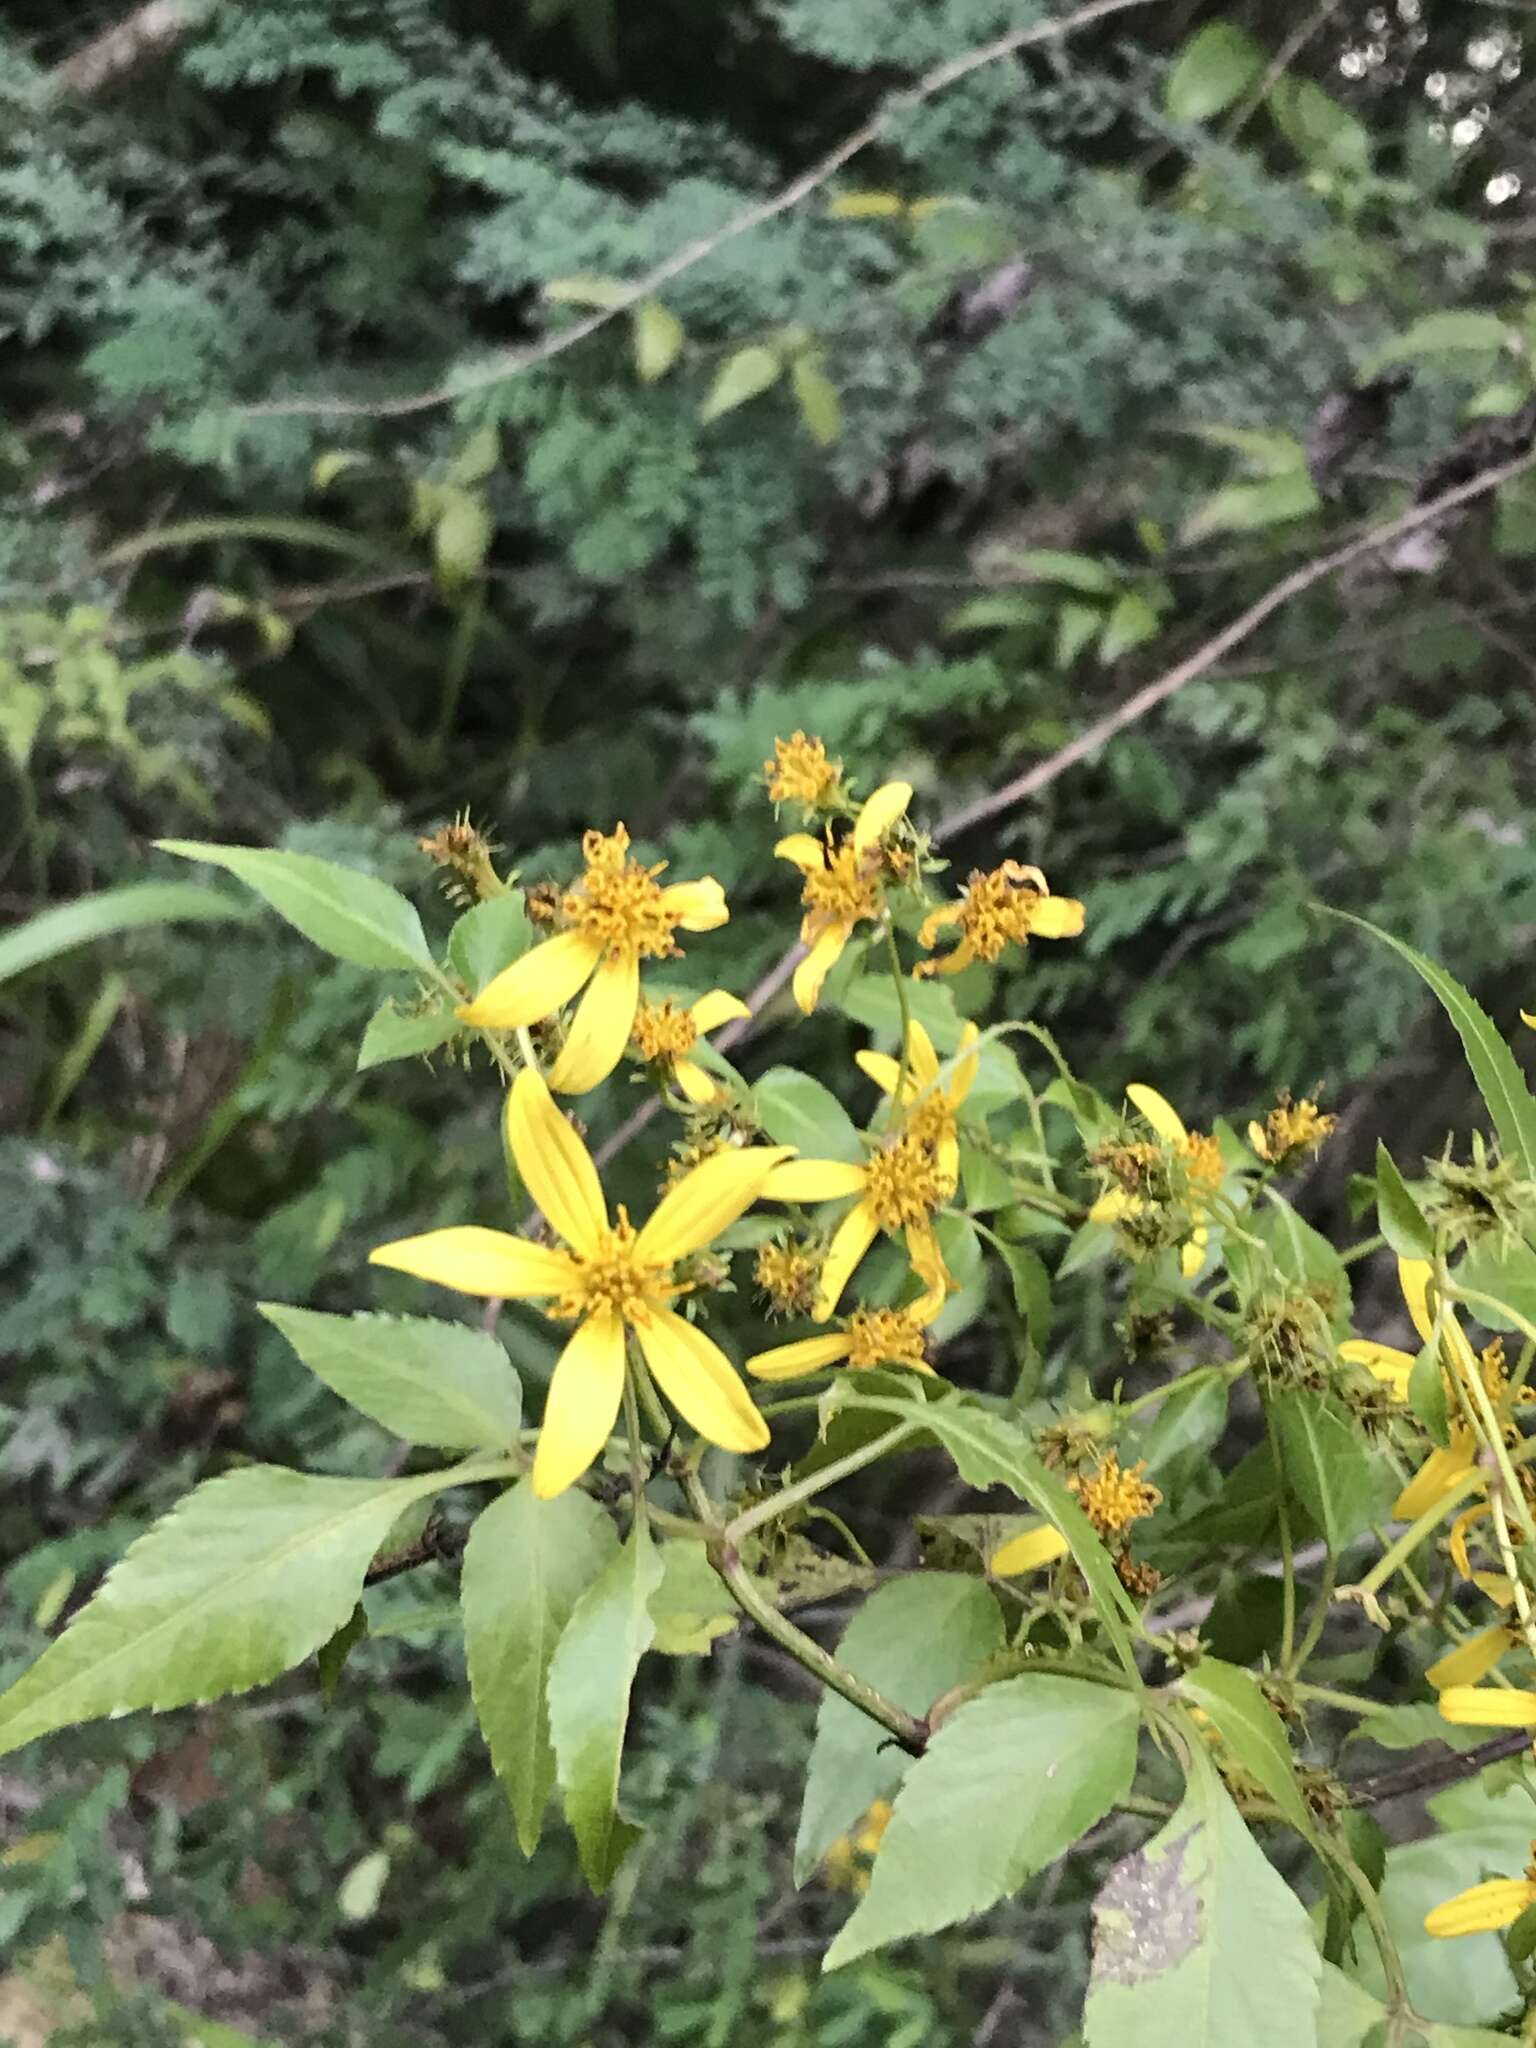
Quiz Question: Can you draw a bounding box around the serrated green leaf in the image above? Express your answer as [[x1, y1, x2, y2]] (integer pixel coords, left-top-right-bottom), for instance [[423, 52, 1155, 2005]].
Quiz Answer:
[[1230, 1191, 1352, 1333], [751, 1065, 864, 1163], [1131, 1374, 1228, 1491], [547, 1518, 663, 1891], [447, 894, 534, 995], [1374, 1144, 1434, 1260], [462, 1484, 618, 1856], [791, 355, 842, 445], [156, 842, 434, 974], [1272, 1389, 1392, 1550], [1179, 1657, 1315, 1841], [260, 1306, 522, 1451], [0, 1465, 461, 1756], [632, 299, 684, 382], [1181, 470, 1319, 544], [1317, 1962, 1513, 2048], [357, 1001, 462, 1071], [0, 882, 255, 987], [1165, 23, 1265, 123], [700, 345, 781, 422], [826, 1675, 1138, 1968], [796, 1575, 1004, 1883], [1454, 1240, 1536, 1332], [1085, 1742, 1321, 2048]]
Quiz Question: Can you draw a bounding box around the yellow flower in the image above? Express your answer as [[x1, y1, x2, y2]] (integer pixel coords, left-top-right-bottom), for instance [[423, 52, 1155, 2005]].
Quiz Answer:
[[630, 988, 749, 1106], [1070, 1452, 1162, 1537], [1426, 1872, 1536, 1940], [754, 1237, 822, 1318], [990, 1521, 1071, 1576], [369, 1068, 790, 1498], [765, 731, 842, 808], [457, 825, 728, 1094], [1247, 1091, 1337, 1168], [747, 1294, 942, 1382], [823, 1798, 894, 1893], [1090, 1084, 1222, 1280], [916, 860, 1084, 978], [775, 781, 912, 1012], [1437, 1686, 1536, 1728], [761, 1019, 977, 1319]]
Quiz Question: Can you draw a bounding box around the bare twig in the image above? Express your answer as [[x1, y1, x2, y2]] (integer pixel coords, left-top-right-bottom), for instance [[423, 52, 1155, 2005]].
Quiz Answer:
[[1347, 1728, 1533, 1809], [53, 1, 187, 94], [235, 0, 1159, 421]]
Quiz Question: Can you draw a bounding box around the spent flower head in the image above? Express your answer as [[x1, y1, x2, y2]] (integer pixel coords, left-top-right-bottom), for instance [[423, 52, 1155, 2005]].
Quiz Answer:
[[765, 731, 844, 810], [1247, 1090, 1336, 1169]]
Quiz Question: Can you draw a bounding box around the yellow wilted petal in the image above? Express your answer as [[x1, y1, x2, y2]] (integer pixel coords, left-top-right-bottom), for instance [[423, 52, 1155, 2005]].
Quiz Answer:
[[904, 1222, 951, 1321], [950, 1022, 980, 1105], [991, 1523, 1070, 1576], [774, 833, 826, 872], [1028, 895, 1086, 939], [635, 1307, 770, 1452], [746, 1333, 854, 1381], [814, 1198, 882, 1321], [689, 989, 750, 1034], [851, 780, 912, 853], [904, 1020, 940, 1089], [673, 1057, 724, 1106], [792, 925, 848, 1013], [1427, 1625, 1514, 1692], [634, 1145, 794, 1267], [1437, 1685, 1536, 1728], [855, 1050, 905, 1098], [1393, 1441, 1476, 1521], [532, 1310, 627, 1498], [658, 876, 728, 932], [762, 1158, 867, 1202], [1398, 1259, 1436, 1345], [1339, 1339, 1415, 1398], [504, 1067, 608, 1258], [1474, 1571, 1516, 1606], [546, 947, 640, 1094], [1425, 1878, 1536, 1938], [1127, 1083, 1188, 1146], [368, 1226, 577, 1299], [458, 929, 602, 1029], [1247, 1118, 1271, 1159], [1449, 1504, 1490, 1581]]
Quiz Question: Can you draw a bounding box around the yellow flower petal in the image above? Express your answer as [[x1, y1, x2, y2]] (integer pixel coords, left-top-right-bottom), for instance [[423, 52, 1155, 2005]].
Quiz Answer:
[[950, 1022, 980, 1105], [1090, 1188, 1133, 1223], [658, 877, 729, 932], [1398, 1258, 1436, 1346], [746, 1333, 855, 1381], [368, 1226, 578, 1299], [792, 925, 848, 1013], [774, 833, 826, 872], [634, 1144, 794, 1267], [1437, 1685, 1536, 1728], [1449, 1504, 1490, 1581], [855, 1050, 905, 1098], [763, 1158, 868, 1202], [1181, 1224, 1209, 1280], [532, 1309, 627, 1498], [689, 989, 751, 1034], [458, 929, 602, 1030], [634, 1306, 770, 1452], [1027, 895, 1086, 938], [990, 1523, 1070, 1576], [1426, 1878, 1536, 1939], [904, 1222, 951, 1320], [851, 780, 912, 853], [546, 947, 641, 1094], [504, 1067, 608, 1258], [1427, 1625, 1514, 1692], [1393, 1441, 1475, 1521], [1127, 1083, 1187, 1146], [1247, 1118, 1271, 1159], [904, 1020, 940, 1089], [673, 1057, 725, 1106], [1339, 1339, 1416, 1397], [1523, 1010, 1536, 1031], [815, 1198, 881, 1321]]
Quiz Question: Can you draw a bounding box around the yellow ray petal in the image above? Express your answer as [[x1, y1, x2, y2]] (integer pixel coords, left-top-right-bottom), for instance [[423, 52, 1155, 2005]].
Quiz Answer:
[[950, 1021, 980, 1105], [1426, 1878, 1536, 1939], [504, 1066, 608, 1258], [1028, 894, 1086, 938], [904, 1020, 940, 1088], [1339, 1339, 1416, 1397], [990, 1523, 1070, 1575], [689, 989, 750, 1034], [1180, 1224, 1209, 1280], [855, 1049, 905, 1098], [851, 780, 912, 852], [459, 929, 602, 1030], [368, 1226, 577, 1299], [746, 1333, 854, 1381], [814, 1197, 881, 1321], [1449, 1504, 1490, 1581], [774, 833, 826, 872], [1393, 1441, 1475, 1521], [905, 1222, 952, 1321], [532, 1309, 627, 1498], [792, 925, 848, 1013], [635, 1307, 770, 1452], [1427, 1625, 1514, 1692], [1089, 1188, 1133, 1223], [1523, 1009, 1536, 1030], [634, 1144, 794, 1267], [1127, 1083, 1187, 1146], [673, 1057, 725, 1106], [1437, 1685, 1536, 1728], [658, 877, 728, 932], [762, 1158, 868, 1202], [546, 947, 641, 1094], [1398, 1258, 1436, 1346]]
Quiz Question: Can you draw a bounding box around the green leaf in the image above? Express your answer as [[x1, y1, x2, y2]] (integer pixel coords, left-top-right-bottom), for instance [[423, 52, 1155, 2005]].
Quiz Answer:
[[1408, 1339, 1449, 1445], [796, 1575, 1005, 1882], [1374, 1144, 1434, 1260], [1334, 914, 1536, 1179], [1084, 1742, 1321, 2048], [317, 1604, 366, 1703], [447, 423, 501, 485], [0, 675, 46, 768], [461, 1483, 618, 1856], [0, 882, 255, 987], [338, 1848, 391, 1922], [1131, 1374, 1229, 1493], [1272, 1388, 1393, 1550], [546, 1517, 663, 1891], [1056, 600, 1105, 668], [1018, 549, 1120, 595], [826, 1675, 1138, 1968], [943, 595, 1047, 635], [828, 190, 906, 218], [1181, 470, 1319, 544], [447, 894, 534, 994], [751, 1065, 864, 1163], [791, 355, 842, 446], [1165, 23, 1265, 123], [1270, 75, 1370, 173], [1229, 1191, 1352, 1333], [1098, 591, 1162, 664], [995, 1240, 1052, 1348], [1368, 311, 1514, 371], [1317, 1964, 1512, 2048], [838, 975, 1024, 1117], [700, 345, 781, 422], [1454, 1240, 1536, 1332], [0, 1464, 460, 1756], [647, 1540, 737, 1655], [1179, 1658, 1315, 1841], [357, 1001, 462, 1071], [632, 298, 684, 382], [433, 487, 492, 588], [260, 1306, 522, 1452], [156, 841, 434, 974]]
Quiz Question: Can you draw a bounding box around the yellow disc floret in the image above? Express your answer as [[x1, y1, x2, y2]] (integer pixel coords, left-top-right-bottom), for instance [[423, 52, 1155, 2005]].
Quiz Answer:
[[563, 824, 683, 960], [845, 1308, 930, 1371], [631, 999, 699, 1063], [550, 1209, 675, 1323], [862, 1126, 955, 1231], [1069, 1453, 1163, 1536], [766, 731, 841, 807]]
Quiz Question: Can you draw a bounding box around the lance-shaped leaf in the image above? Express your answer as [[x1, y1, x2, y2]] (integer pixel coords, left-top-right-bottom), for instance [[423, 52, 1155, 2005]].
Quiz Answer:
[[1179, 1657, 1316, 1843], [261, 1306, 523, 1452], [1272, 1388, 1393, 1551], [0, 1465, 463, 1756], [157, 840, 434, 974]]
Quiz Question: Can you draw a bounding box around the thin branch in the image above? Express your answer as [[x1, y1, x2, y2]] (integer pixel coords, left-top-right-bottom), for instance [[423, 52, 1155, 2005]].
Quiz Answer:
[[53, 1, 187, 95], [234, 0, 1160, 421], [1347, 1728, 1533, 1809]]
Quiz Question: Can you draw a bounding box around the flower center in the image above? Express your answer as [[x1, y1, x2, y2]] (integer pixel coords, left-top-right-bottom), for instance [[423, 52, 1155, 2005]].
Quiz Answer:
[[1181, 1131, 1224, 1189], [800, 843, 882, 937], [552, 1210, 673, 1322], [953, 861, 1053, 963], [632, 999, 698, 1063], [863, 1124, 955, 1230], [767, 731, 840, 806], [563, 825, 682, 961], [845, 1308, 929, 1371], [1069, 1453, 1162, 1536], [755, 1239, 821, 1316]]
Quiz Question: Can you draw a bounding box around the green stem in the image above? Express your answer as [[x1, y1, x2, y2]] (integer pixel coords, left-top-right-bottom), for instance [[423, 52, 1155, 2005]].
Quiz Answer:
[[622, 1368, 647, 1529], [884, 925, 914, 1131], [1334, 1845, 1410, 2014], [430, 583, 485, 760], [1290, 1550, 1339, 1675], [724, 1424, 916, 1545], [1290, 1680, 1383, 1717]]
